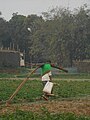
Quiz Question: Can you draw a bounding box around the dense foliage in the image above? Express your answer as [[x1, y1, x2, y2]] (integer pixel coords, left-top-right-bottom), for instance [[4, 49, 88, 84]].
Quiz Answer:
[[0, 5, 90, 66]]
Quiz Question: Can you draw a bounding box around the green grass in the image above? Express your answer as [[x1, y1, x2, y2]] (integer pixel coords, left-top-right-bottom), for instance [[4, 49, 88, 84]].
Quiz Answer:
[[0, 67, 30, 78], [0, 79, 90, 102], [0, 72, 90, 79], [0, 110, 90, 120], [53, 73, 90, 79], [0, 78, 90, 119], [0, 67, 90, 79], [29, 73, 90, 79]]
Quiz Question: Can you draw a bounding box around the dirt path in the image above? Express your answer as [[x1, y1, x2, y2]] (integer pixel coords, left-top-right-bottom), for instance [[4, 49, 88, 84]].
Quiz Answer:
[[0, 99, 90, 116]]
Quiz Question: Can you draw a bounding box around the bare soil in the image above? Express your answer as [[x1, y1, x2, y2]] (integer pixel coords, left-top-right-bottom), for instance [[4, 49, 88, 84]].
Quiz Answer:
[[0, 99, 90, 116]]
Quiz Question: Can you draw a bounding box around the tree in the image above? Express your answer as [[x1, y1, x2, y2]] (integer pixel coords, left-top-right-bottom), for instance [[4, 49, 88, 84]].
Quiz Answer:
[[0, 18, 10, 48], [8, 14, 26, 50], [72, 5, 90, 61], [0, 5, 89, 66]]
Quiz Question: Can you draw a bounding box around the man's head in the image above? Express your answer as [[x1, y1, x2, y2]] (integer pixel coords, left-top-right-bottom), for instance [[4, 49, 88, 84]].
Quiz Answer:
[[42, 59, 51, 64], [46, 60, 51, 64]]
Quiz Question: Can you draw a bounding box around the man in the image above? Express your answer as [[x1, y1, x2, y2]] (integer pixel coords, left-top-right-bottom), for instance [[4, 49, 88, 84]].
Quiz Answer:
[[38, 60, 68, 100]]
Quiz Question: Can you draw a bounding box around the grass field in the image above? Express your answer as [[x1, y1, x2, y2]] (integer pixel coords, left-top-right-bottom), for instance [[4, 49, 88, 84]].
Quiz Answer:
[[0, 72, 90, 119], [0, 79, 90, 102], [0, 110, 90, 120]]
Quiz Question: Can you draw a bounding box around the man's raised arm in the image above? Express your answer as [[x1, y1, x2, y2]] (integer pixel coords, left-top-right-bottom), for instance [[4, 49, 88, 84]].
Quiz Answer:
[[51, 64, 68, 73]]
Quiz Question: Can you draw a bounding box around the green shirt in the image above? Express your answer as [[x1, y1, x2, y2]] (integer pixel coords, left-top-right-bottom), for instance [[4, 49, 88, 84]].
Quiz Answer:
[[41, 63, 51, 75]]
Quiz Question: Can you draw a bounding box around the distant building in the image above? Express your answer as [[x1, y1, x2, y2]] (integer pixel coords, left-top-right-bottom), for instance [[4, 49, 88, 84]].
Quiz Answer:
[[0, 50, 25, 67]]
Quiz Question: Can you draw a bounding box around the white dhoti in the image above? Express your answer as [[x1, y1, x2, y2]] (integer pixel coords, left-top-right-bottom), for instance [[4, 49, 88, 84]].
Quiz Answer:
[[42, 71, 53, 94], [43, 81, 53, 94], [42, 71, 52, 81]]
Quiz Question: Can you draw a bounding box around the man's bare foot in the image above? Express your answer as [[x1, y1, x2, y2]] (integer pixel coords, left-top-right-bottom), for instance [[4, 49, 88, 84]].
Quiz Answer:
[[46, 93, 55, 96], [42, 95, 48, 101]]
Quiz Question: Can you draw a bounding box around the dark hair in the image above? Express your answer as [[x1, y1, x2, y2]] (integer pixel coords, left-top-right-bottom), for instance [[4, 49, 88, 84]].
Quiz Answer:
[[41, 59, 51, 63], [46, 60, 51, 63]]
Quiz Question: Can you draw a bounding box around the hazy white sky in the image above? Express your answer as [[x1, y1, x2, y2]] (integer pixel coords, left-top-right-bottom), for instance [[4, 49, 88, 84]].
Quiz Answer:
[[0, 0, 89, 20]]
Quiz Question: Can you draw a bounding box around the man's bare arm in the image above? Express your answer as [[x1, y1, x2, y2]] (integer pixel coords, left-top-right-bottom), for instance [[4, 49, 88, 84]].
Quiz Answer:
[[51, 64, 68, 73]]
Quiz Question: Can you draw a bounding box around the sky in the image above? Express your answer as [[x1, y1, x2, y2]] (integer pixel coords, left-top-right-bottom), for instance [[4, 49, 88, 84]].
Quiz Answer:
[[0, 0, 90, 21]]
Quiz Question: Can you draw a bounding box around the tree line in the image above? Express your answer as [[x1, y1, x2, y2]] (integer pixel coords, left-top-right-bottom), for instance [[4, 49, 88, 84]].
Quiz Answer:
[[0, 5, 90, 67]]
